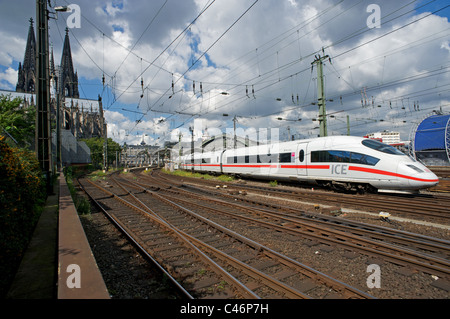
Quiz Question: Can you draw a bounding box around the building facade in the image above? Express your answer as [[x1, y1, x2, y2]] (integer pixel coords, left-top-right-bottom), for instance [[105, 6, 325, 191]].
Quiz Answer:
[[10, 18, 106, 164], [365, 131, 401, 145]]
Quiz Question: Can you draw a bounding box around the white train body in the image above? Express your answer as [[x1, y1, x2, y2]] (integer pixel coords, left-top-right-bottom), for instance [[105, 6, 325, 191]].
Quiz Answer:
[[176, 136, 438, 193]]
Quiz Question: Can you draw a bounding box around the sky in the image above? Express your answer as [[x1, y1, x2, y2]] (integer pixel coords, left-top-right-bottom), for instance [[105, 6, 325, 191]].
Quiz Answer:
[[0, 0, 449, 146]]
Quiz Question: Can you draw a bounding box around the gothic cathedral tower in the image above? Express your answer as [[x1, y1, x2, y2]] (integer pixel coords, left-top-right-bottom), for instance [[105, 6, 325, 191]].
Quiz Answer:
[[16, 21, 79, 99], [59, 28, 79, 98], [16, 18, 36, 93]]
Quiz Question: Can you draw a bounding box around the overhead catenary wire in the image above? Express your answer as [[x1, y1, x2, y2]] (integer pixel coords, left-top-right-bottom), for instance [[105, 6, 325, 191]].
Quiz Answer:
[[153, 2, 443, 120], [129, 0, 261, 132], [170, 2, 450, 122], [50, 0, 449, 141]]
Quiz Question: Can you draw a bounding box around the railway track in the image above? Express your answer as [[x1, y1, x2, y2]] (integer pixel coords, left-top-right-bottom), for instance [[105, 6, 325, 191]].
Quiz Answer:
[[155, 169, 450, 224], [78, 173, 374, 299], [133, 170, 450, 280]]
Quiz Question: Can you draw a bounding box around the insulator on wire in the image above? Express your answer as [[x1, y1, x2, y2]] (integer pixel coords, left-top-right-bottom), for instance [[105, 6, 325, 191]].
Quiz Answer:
[[193, 81, 196, 94]]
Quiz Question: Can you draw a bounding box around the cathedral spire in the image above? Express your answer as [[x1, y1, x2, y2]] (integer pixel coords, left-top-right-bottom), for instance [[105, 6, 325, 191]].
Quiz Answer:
[[60, 27, 79, 98], [16, 18, 36, 93]]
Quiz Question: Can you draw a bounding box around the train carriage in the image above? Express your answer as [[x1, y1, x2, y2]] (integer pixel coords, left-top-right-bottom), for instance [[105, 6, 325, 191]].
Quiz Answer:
[[175, 136, 438, 193]]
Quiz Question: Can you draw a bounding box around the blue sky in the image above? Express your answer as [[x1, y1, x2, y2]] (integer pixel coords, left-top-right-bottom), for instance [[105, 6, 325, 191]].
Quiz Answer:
[[0, 0, 449, 145]]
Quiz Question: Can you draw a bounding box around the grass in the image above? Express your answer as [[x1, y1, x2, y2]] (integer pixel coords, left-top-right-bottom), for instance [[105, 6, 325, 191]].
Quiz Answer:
[[162, 168, 234, 182], [64, 166, 93, 215]]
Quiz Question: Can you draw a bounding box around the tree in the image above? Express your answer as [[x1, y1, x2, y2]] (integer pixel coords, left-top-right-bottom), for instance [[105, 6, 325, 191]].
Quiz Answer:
[[81, 137, 122, 169], [0, 94, 35, 148]]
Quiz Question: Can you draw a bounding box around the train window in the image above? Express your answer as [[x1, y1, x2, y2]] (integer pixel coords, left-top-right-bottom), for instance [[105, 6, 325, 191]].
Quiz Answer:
[[331, 150, 350, 162], [311, 150, 350, 163], [202, 158, 211, 164], [362, 139, 405, 155], [406, 164, 424, 173], [312, 150, 379, 166], [279, 153, 293, 163], [350, 152, 380, 166], [299, 150, 304, 162], [311, 151, 326, 162], [257, 154, 276, 163], [235, 156, 248, 163]]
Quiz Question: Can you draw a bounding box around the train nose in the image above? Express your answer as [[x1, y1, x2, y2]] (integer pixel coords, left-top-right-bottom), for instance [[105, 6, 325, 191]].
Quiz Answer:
[[403, 164, 439, 189]]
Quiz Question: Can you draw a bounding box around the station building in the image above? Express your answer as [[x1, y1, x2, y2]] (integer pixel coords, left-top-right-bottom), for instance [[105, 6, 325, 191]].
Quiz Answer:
[[412, 113, 450, 166]]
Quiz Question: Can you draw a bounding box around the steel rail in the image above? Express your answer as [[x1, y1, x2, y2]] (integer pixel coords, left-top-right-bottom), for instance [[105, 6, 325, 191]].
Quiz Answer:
[[81, 178, 260, 299], [77, 177, 194, 299], [109, 177, 313, 299], [134, 173, 450, 257], [154, 169, 450, 221], [131, 174, 450, 279], [116, 176, 374, 299]]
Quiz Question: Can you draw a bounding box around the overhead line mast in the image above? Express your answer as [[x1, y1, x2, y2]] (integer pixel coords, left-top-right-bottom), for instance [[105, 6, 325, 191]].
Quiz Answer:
[[36, 0, 52, 193], [311, 51, 330, 137]]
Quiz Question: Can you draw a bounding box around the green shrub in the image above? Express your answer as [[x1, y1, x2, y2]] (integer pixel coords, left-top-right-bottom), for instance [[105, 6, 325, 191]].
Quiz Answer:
[[0, 136, 46, 297]]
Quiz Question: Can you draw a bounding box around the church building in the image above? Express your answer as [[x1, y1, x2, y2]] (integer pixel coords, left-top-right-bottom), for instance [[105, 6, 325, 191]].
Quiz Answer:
[[9, 18, 107, 164]]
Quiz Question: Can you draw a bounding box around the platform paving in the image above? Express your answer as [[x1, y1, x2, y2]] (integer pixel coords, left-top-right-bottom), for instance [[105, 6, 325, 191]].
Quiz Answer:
[[7, 172, 110, 299], [6, 175, 59, 299]]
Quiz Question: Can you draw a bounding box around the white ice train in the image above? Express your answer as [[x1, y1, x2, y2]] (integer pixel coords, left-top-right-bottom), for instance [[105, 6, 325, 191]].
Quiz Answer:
[[176, 136, 439, 193]]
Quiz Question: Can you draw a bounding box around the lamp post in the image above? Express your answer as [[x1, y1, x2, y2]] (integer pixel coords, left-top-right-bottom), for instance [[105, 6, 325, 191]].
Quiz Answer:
[[53, 2, 69, 172]]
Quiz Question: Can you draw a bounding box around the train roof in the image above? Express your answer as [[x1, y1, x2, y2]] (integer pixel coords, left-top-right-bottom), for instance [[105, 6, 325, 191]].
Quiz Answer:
[[176, 136, 370, 157], [223, 135, 367, 151]]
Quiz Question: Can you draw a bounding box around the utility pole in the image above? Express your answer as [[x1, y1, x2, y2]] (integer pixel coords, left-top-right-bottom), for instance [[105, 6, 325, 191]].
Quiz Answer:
[[311, 52, 330, 137], [178, 132, 182, 168], [347, 115, 350, 136], [189, 126, 194, 172], [233, 115, 237, 149], [36, 0, 52, 193]]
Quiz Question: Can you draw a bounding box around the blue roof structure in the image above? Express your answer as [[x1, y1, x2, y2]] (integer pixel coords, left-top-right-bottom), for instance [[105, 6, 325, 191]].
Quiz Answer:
[[414, 114, 450, 152]]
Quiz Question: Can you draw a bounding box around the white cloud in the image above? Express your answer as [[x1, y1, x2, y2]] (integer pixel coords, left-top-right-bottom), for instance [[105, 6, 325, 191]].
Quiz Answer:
[[1, 0, 449, 145], [0, 67, 18, 90]]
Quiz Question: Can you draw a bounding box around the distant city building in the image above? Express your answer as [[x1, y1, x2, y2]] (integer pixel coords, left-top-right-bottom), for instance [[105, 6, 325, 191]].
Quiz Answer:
[[365, 131, 402, 146], [121, 143, 160, 167]]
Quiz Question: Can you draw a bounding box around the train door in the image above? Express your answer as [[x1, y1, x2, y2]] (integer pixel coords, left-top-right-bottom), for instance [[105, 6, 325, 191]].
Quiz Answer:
[[297, 143, 307, 176]]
